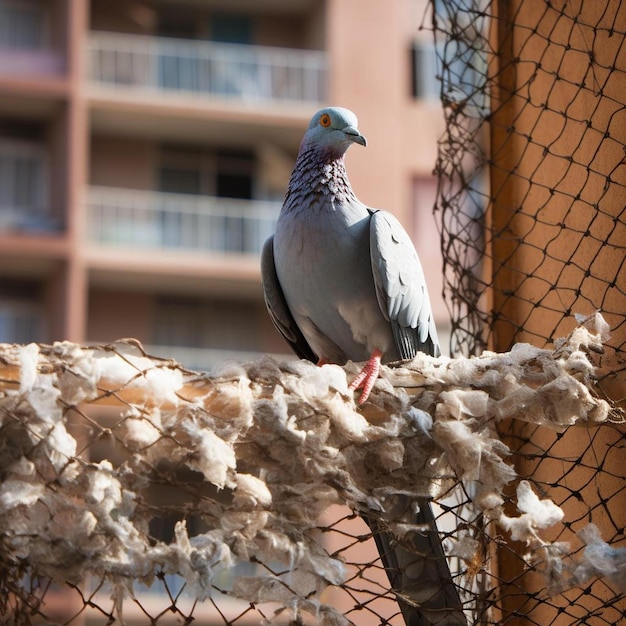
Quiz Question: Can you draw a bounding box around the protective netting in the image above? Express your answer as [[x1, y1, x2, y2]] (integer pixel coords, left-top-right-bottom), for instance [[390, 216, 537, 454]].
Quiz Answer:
[[431, 0, 626, 623], [432, 0, 625, 392], [1, 1, 625, 625], [0, 318, 622, 625]]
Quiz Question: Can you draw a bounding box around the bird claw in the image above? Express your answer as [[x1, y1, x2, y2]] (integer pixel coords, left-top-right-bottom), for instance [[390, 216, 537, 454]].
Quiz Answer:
[[349, 349, 383, 404]]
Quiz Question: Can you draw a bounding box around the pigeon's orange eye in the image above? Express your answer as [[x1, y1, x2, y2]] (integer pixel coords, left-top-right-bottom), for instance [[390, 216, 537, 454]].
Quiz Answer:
[[319, 114, 331, 127]]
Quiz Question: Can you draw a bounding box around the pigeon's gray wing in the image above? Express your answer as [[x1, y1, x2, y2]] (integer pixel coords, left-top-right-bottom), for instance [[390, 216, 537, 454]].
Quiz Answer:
[[367, 212, 466, 624], [369, 210, 440, 359], [261, 236, 318, 363]]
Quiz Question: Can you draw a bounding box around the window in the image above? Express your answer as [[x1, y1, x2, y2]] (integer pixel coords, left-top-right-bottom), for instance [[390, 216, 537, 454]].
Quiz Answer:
[[411, 40, 439, 101], [0, 0, 45, 50], [0, 124, 51, 231], [0, 279, 44, 343], [156, 12, 254, 94], [157, 146, 258, 252], [210, 14, 253, 45], [422, 1, 489, 112], [215, 150, 254, 199], [159, 146, 255, 199], [158, 11, 198, 40], [159, 149, 204, 195]]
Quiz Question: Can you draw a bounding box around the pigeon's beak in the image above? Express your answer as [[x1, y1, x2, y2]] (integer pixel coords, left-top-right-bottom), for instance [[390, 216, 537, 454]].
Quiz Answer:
[[342, 126, 367, 147]]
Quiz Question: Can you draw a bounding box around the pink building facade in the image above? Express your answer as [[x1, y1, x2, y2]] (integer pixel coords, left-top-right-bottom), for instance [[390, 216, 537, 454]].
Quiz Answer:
[[0, 0, 447, 370]]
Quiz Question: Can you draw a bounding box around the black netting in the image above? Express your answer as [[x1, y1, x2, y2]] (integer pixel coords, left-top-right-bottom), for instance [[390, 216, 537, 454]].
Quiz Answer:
[[433, 0, 625, 387], [431, 0, 625, 623]]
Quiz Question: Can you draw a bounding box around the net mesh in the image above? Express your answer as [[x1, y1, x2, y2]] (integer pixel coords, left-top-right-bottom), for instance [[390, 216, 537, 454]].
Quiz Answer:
[[0, 320, 621, 625], [433, 0, 625, 387], [431, 0, 625, 623], [1, 0, 625, 624]]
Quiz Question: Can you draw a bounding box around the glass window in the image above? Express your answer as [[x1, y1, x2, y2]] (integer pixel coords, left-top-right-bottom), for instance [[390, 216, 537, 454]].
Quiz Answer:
[[411, 40, 439, 101], [0, 0, 45, 50], [0, 133, 50, 231], [210, 14, 253, 45], [0, 279, 43, 343]]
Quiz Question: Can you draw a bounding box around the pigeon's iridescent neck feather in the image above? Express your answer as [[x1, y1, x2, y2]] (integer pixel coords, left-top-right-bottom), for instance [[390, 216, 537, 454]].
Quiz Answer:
[[282, 143, 359, 214]]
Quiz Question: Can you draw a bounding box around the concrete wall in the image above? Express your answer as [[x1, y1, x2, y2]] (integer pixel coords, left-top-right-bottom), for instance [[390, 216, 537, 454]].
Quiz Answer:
[[90, 136, 156, 189]]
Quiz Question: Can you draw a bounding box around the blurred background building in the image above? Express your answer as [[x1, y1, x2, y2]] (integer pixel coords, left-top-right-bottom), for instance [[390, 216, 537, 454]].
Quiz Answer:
[[0, 0, 448, 622], [0, 0, 447, 368]]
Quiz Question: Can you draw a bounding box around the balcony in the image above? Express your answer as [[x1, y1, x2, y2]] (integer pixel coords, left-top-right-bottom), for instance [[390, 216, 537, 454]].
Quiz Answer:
[[87, 186, 280, 256], [88, 31, 326, 104]]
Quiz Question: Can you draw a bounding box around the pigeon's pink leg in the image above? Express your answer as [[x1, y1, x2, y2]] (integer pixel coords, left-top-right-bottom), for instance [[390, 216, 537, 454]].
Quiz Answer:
[[348, 348, 383, 404]]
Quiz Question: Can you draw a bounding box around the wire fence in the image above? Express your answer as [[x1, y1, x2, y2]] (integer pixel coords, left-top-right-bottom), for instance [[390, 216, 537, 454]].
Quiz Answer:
[[433, 0, 625, 386], [0, 1, 625, 624], [431, 0, 625, 623], [0, 319, 620, 625]]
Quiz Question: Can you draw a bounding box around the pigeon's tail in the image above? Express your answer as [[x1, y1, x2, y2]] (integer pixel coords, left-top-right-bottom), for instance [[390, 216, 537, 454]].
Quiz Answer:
[[365, 498, 466, 626]]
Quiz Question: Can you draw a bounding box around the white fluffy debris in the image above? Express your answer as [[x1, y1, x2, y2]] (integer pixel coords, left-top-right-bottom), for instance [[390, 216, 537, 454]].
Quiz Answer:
[[93, 344, 184, 406], [183, 419, 237, 489], [121, 407, 163, 447], [17, 343, 40, 393], [232, 576, 350, 626], [447, 531, 481, 563], [0, 479, 45, 514], [0, 316, 618, 621], [432, 418, 515, 511], [574, 311, 611, 343], [234, 473, 273, 509], [407, 406, 433, 436], [499, 481, 564, 542], [516, 481, 564, 528], [574, 524, 626, 592]]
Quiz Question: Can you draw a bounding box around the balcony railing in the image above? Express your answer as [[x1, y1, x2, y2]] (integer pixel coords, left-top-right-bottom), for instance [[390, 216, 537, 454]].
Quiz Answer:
[[87, 186, 280, 255], [88, 31, 326, 103]]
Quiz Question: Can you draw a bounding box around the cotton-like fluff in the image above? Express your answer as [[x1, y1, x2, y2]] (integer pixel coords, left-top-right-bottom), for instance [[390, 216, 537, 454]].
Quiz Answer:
[[575, 524, 626, 593], [0, 479, 44, 514], [17, 343, 40, 393], [120, 407, 163, 448], [0, 315, 616, 622], [234, 473, 272, 509], [90, 342, 184, 406], [183, 419, 236, 489], [499, 481, 564, 542]]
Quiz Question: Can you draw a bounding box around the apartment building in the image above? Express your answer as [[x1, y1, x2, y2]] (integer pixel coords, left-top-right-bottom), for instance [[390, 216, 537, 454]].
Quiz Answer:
[[0, 0, 446, 368]]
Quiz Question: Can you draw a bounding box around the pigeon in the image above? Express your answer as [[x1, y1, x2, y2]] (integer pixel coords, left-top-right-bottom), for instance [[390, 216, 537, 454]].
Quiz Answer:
[[261, 107, 466, 625]]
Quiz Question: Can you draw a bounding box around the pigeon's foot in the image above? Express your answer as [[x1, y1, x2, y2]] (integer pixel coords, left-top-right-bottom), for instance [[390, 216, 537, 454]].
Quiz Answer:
[[349, 348, 383, 404]]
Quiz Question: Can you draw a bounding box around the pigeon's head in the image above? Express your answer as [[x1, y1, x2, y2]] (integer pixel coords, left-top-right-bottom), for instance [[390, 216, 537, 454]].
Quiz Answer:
[[301, 107, 367, 156]]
